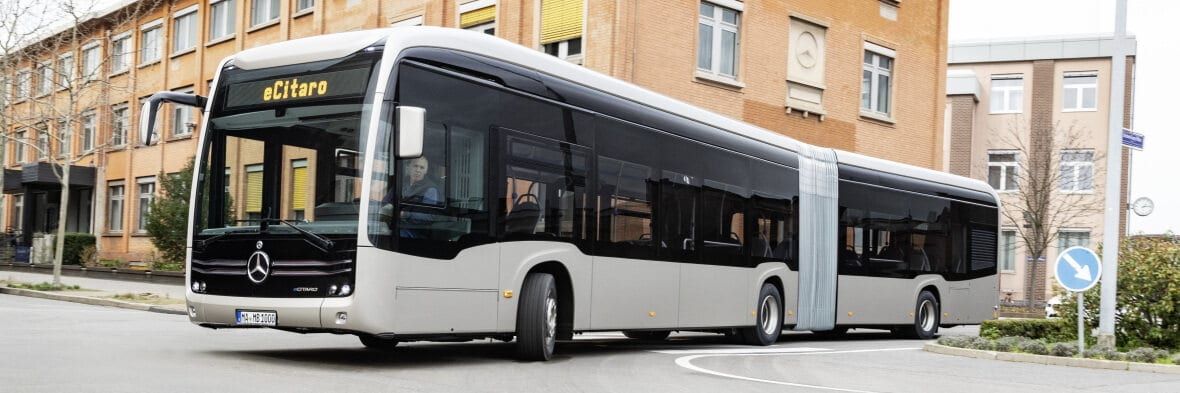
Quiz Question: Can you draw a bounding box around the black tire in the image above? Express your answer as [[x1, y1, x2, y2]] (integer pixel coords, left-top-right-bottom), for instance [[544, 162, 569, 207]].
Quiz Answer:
[[622, 330, 671, 341], [358, 334, 399, 351], [894, 290, 940, 339], [741, 283, 783, 346], [516, 273, 558, 361]]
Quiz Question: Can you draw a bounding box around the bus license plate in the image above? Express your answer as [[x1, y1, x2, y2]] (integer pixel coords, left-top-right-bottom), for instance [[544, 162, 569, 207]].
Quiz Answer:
[[236, 310, 277, 326]]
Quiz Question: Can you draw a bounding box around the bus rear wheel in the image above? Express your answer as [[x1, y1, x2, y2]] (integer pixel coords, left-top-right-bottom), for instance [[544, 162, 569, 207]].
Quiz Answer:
[[622, 330, 671, 341], [893, 290, 939, 339], [516, 273, 558, 361], [740, 283, 783, 346]]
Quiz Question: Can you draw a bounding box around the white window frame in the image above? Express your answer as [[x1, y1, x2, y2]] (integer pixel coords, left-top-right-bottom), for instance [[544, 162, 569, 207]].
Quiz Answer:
[[543, 38, 583, 64], [861, 42, 895, 118], [140, 19, 164, 65], [391, 15, 423, 27], [57, 119, 70, 158], [36, 126, 48, 160], [15, 68, 31, 101], [81, 42, 102, 81], [209, 0, 236, 42], [112, 103, 129, 147], [57, 53, 74, 91], [1000, 228, 1017, 272], [81, 110, 97, 153], [108, 180, 125, 233], [696, 1, 742, 81], [1059, 149, 1095, 193], [37, 62, 53, 96], [250, 0, 280, 27], [172, 87, 195, 137], [14, 129, 27, 164], [172, 5, 199, 54], [136, 176, 156, 233], [296, 0, 315, 13], [988, 150, 1020, 193], [110, 32, 132, 74], [1063, 71, 1098, 112], [1057, 229, 1091, 251], [990, 74, 1023, 114]]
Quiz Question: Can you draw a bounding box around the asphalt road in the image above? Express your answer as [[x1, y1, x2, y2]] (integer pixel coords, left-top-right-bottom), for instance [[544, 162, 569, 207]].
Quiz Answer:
[[2, 294, 1177, 393]]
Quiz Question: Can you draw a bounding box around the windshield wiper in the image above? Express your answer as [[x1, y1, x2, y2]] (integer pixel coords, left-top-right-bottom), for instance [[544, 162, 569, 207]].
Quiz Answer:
[[195, 228, 258, 252], [260, 218, 336, 253]]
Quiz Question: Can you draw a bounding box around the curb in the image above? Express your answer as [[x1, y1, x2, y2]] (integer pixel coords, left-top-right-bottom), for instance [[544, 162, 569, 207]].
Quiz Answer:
[[0, 287, 187, 315], [923, 343, 1180, 374]]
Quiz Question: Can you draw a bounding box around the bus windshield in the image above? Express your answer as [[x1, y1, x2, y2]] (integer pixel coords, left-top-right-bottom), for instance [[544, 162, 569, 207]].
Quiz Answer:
[[193, 50, 381, 240]]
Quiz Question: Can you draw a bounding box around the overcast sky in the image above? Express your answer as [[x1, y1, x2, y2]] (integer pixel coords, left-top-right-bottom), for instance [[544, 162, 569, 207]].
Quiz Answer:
[[950, 0, 1177, 235]]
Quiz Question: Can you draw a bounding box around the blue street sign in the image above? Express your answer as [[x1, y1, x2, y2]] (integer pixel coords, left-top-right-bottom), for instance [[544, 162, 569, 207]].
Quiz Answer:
[[1055, 246, 1103, 292], [1122, 128, 1144, 150]]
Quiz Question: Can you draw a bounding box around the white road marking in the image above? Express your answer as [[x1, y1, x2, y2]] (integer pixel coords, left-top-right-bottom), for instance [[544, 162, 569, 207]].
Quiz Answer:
[[652, 346, 829, 355], [669, 347, 921, 393]]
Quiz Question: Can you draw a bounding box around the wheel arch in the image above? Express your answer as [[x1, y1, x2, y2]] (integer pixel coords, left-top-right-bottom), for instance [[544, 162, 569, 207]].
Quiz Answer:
[[525, 261, 574, 340]]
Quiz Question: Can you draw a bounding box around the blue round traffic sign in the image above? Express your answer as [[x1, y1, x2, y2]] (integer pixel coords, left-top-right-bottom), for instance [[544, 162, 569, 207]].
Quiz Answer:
[[1054, 246, 1102, 292]]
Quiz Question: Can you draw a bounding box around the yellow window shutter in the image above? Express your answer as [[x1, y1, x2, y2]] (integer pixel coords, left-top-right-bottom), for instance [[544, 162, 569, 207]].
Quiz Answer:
[[541, 0, 583, 44], [460, 6, 496, 28], [246, 168, 263, 213], [292, 165, 308, 210]]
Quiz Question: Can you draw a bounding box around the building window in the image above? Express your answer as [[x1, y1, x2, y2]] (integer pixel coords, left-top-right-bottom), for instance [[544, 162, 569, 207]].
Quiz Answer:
[[1000, 229, 1016, 272], [173, 6, 198, 54], [109, 181, 125, 232], [251, 0, 280, 26], [460, 0, 496, 34], [172, 87, 195, 137], [541, 0, 584, 63], [81, 111, 96, 152], [57, 54, 74, 90], [291, 159, 308, 220], [1059, 149, 1095, 193], [697, 1, 740, 79], [990, 74, 1023, 113], [296, 0, 314, 13], [56, 120, 69, 158], [37, 62, 53, 96], [81, 43, 101, 81], [861, 42, 894, 117], [36, 127, 48, 160], [1063, 72, 1098, 112], [1058, 230, 1091, 250], [391, 15, 423, 27], [543, 38, 582, 62], [245, 164, 263, 221], [209, 0, 236, 41], [137, 177, 156, 233], [988, 151, 1019, 192], [111, 32, 131, 74], [14, 129, 26, 164], [141, 20, 163, 64], [112, 104, 129, 147], [12, 194, 24, 230], [15, 69, 30, 100]]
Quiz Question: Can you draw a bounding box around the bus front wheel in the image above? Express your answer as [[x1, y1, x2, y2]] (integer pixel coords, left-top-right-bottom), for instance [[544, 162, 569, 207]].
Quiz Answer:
[[516, 272, 558, 361], [893, 290, 939, 339], [741, 283, 783, 346]]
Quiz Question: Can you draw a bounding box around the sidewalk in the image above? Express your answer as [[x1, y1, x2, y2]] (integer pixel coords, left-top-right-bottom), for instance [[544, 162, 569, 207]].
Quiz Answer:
[[0, 269, 187, 315]]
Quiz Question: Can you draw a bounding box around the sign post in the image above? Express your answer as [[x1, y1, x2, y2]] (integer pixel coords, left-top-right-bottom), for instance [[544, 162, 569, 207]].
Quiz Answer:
[[1055, 247, 1103, 353]]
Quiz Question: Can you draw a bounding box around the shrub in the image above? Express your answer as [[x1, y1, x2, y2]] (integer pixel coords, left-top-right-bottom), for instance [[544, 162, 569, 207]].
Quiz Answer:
[[1058, 236, 1180, 349], [62, 233, 96, 266], [1049, 342, 1078, 357], [937, 336, 972, 348], [1083, 344, 1123, 360], [1125, 347, 1162, 363], [1016, 340, 1048, 355], [79, 245, 99, 267], [1171, 353, 1180, 365], [980, 319, 1074, 342], [967, 337, 993, 351], [994, 336, 1028, 352]]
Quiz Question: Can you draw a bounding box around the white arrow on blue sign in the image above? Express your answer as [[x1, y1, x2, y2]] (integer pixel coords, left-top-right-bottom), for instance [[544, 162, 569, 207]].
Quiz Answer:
[[1054, 246, 1103, 292]]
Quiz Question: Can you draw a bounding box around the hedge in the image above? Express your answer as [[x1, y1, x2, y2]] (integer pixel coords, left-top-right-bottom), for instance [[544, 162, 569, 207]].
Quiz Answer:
[[980, 318, 1075, 343], [62, 233, 96, 266]]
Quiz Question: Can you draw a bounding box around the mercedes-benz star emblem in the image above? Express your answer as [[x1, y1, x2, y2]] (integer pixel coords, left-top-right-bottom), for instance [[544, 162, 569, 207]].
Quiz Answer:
[[247, 250, 272, 284]]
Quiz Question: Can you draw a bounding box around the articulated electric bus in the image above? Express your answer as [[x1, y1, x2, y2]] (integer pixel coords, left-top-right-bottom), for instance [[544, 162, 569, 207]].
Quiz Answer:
[[140, 27, 999, 361]]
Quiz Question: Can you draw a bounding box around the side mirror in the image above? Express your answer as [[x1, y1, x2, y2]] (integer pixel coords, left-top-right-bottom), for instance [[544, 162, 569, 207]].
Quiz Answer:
[[396, 106, 425, 158], [140, 91, 207, 146]]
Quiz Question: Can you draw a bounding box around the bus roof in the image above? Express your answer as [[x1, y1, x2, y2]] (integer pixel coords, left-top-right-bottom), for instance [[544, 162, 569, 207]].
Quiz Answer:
[[227, 26, 997, 202]]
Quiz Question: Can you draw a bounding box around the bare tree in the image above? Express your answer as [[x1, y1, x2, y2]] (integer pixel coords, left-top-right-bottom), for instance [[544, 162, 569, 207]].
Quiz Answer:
[[0, 0, 162, 287], [994, 117, 1106, 311]]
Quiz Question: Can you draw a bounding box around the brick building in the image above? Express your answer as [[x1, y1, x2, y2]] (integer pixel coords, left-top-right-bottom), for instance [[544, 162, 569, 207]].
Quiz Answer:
[[1, 0, 951, 263], [945, 35, 1136, 307]]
